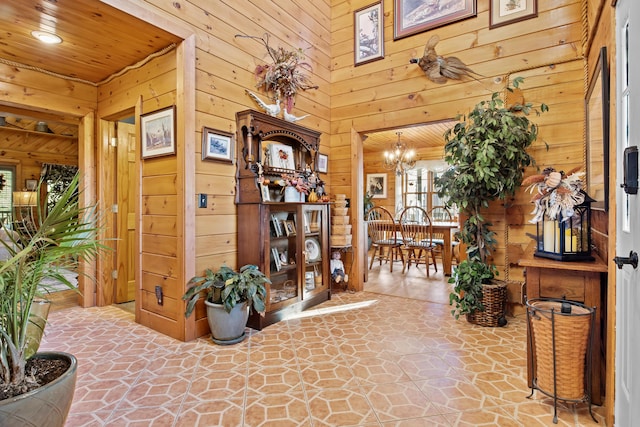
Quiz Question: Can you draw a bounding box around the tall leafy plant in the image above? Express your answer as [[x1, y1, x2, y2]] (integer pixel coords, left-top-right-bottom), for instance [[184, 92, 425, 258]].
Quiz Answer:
[[0, 173, 103, 393], [435, 78, 547, 318]]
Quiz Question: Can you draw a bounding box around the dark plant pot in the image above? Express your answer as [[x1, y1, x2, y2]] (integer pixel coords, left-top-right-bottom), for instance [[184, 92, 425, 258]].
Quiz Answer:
[[0, 351, 77, 427], [205, 300, 249, 345]]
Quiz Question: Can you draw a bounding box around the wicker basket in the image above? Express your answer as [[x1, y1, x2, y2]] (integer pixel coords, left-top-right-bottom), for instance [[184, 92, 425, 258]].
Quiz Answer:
[[527, 299, 593, 400], [465, 281, 507, 327]]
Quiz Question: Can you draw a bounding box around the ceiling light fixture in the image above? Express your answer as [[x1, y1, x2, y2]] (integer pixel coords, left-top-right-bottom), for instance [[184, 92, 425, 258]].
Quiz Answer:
[[383, 132, 416, 176], [31, 31, 62, 44]]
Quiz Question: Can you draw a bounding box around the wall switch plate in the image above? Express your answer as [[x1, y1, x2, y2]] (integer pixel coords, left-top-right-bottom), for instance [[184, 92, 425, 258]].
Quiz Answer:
[[198, 194, 207, 208]]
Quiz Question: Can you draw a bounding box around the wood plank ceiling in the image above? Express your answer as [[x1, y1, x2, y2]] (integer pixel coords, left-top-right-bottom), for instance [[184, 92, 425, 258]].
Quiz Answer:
[[0, 0, 182, 83], [363, 120, 456, 157], [0, 0, 449, 152], [0, 0, 182, 127]]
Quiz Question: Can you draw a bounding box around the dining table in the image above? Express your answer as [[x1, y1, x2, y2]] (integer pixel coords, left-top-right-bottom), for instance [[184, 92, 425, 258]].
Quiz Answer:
[[387, 220, 460, 276]]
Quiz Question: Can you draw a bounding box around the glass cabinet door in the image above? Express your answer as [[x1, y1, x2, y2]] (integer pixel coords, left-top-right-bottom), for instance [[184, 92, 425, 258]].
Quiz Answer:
[[302, 205, 325, 295], [268, 207, 298, 306]]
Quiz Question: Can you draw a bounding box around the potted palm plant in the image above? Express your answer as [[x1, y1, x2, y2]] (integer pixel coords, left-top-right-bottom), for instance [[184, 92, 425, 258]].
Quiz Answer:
[[435, 77, 547, 326], [183, 264, 270, 345], [0, 173, 102, 426]]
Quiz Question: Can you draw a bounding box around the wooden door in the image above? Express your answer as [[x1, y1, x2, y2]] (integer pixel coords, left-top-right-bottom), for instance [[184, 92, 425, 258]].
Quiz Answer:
[[115, 121, 137, 303]]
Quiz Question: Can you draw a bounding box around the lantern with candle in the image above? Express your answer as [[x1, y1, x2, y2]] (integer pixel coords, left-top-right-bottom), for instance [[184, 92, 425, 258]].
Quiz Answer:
[[523, 167, 594, 261]]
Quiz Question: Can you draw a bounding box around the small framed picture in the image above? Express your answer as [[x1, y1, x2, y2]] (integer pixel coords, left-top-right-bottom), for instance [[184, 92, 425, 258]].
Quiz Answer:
[[141, 106, 176, 159], [367, 173, 387, 199], [269, 143, 296, 170], [317, 153, 328, 174], [202, 127, 234, 163], [25, 179, 37, 191], [489, 0, 538, 29], [354, 1, 384, 66], [261, 184, 271, 202], [283, 220, 296, 236]]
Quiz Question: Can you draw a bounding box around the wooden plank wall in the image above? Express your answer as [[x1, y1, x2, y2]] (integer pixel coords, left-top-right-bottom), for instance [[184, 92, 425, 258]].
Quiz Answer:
[[129, 0, 333, 339], [97, 49, 184, 339], [330, 0, 586, 291], [585, 1, 615, 425]]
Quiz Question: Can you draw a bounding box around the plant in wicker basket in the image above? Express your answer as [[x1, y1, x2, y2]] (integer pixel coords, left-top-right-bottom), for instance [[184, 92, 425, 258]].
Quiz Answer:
[[435, 77, 547, 325]]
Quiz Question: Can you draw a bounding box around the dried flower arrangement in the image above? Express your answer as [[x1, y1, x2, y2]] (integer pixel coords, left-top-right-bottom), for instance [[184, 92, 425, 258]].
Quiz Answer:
[[236, 33, 318, 113], [522, 166, 586, 223]]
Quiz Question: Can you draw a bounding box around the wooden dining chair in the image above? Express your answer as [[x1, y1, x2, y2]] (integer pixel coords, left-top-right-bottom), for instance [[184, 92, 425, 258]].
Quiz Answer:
[[428, 205, 460, 266], [399, 206, 438, 276], [367, 206, 404, 272]]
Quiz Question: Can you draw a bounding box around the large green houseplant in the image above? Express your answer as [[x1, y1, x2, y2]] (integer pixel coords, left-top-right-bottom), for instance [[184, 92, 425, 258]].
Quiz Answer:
[[0, 173, 102, 425], [183, 264, 270, 344], [435, 78, 547, 325]]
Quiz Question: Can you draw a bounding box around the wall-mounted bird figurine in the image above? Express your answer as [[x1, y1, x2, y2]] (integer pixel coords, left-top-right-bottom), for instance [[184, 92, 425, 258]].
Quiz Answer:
[[409, 35, 479, 84], [283, 110, 309, 123], [245, 89, 281, 117]]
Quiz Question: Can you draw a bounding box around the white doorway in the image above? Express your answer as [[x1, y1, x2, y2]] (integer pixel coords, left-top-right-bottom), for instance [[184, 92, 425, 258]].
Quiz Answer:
[[615, 0, 640, 424]]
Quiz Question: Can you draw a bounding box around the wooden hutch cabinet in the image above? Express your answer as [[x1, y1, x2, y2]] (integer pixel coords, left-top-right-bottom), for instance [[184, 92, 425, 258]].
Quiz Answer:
[[236, 110, 330, 330]]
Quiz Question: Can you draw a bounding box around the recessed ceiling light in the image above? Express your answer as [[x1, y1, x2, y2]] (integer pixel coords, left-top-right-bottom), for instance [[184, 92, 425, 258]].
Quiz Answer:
[[31, 31, 62, 44]]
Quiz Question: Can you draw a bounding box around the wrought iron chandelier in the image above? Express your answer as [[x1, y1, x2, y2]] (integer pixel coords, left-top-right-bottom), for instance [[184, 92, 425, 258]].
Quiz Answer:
[[383, 132, 416, 176]]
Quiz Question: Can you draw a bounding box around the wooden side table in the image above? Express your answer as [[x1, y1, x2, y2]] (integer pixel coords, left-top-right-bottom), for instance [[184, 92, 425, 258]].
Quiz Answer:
[[519, 248, 608, 405]]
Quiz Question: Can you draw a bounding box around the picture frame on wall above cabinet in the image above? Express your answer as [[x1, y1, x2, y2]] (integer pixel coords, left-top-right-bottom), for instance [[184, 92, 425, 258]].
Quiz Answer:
[[202, 127, 234, 163], [354, 1, 384, 66], [586, 46, 610, 211], [489, 0, 538, 29], [141, 106, 176, 159], [394, 0, 476, 40], [317, 153, 328, 174]]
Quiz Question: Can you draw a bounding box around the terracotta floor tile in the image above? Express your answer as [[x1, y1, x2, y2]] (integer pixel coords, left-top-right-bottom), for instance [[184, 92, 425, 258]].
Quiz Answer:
[[39, 263, 608, 426], [307, 387, 378, 426], [362, 381, 442, 422], [243, 391, 312, 426]]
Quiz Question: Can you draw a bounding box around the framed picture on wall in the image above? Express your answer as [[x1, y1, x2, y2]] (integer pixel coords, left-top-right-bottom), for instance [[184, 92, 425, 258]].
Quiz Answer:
[[141, 106, 176, 159], [394, 0, 477, 40], [489, 0, 538, 29], [317, 153, 328, 174], [354, 1, 384, 66], [25, 179, 37, 191], [202, 127, 234, 163], [367, 173, 387, 198]]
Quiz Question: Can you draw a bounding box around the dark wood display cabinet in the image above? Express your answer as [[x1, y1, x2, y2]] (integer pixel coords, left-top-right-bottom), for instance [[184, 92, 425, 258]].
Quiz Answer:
[[236, 110, 330, 330]]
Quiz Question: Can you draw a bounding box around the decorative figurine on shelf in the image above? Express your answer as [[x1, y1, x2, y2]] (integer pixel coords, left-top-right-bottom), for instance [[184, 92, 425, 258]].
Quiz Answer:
[[330, 251, 348, 283]]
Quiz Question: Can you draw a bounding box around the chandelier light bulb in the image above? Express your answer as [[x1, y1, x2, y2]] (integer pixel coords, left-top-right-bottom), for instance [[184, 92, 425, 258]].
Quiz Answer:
[[382, 131, 416, 176]]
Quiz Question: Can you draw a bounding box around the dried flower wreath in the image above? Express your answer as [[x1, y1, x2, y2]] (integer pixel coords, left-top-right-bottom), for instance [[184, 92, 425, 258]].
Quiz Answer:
[[236, 33, 318, 113], [522, 166, 586, 223]]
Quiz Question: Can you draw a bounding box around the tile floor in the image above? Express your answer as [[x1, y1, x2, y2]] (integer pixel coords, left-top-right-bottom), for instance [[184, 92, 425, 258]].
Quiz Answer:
[[43, 263, 605, 426]]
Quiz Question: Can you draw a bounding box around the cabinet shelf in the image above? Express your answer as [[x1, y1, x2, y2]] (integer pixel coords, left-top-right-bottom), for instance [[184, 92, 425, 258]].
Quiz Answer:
[[0, 125, 77, 139]]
